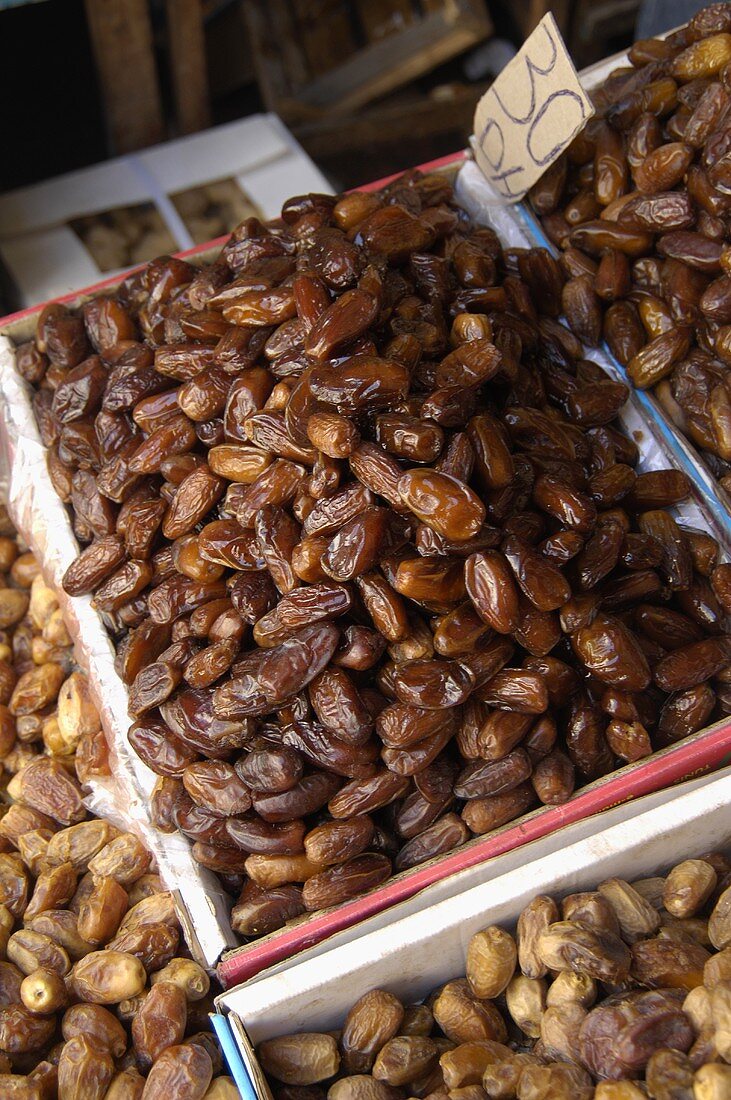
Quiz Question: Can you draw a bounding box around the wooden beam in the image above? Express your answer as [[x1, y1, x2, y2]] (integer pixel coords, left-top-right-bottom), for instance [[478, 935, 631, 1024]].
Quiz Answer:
[[84, 0, 165, 153], [165, 0, 212, 134], [293, 0, 358, 78], [294, 83, 487, 160], [268, 0, 311, 87], [356, 0, 415, 44], [525, 0, 573, 37], [295, 0, 493, 115], [241, 0, 291, 112]]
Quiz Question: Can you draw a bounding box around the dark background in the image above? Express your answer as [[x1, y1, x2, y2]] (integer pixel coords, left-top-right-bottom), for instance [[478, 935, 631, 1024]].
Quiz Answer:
[[0, 0, 650, 195]]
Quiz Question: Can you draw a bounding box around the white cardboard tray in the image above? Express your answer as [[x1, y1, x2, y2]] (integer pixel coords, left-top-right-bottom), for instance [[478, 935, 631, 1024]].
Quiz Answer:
[[216, 766, 731, 987], [0, 114, 331, 307], [218, 768, 731, 1044]]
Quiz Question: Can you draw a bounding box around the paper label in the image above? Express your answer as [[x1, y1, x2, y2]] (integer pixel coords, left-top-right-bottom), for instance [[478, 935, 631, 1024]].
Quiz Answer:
[[472, 13, 595, 202]]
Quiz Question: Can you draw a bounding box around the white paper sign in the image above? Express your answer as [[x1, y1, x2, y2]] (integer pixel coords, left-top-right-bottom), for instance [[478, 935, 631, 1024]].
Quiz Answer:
[[472, 13, 595, 201]]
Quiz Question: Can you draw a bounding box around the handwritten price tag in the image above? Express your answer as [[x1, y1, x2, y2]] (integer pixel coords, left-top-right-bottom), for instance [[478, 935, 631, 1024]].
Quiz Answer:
[[472, 13, 595, 202]]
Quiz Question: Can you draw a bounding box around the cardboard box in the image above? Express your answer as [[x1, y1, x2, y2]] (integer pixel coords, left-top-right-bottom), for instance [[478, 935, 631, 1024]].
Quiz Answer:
[[215, 768, 731, 1094], [1, 97, 730, 987], [0, 114, 331, 308], [218, 766, 731, 988], [3, 148, 731, 983]]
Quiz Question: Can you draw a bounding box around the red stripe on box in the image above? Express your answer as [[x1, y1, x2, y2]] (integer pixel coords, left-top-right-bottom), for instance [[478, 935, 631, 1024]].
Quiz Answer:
[[217, 719, 731, 988]]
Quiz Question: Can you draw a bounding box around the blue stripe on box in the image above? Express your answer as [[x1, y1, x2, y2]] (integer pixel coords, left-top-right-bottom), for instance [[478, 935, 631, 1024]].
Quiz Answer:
[[211, 1012, 257, 1100]]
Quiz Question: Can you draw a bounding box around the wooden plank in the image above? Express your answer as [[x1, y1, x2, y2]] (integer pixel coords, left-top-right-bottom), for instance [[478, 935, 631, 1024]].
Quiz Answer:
[[241, 0, 292, 112], [165, 0, 211, 134], [420, 0, 487, 19], [83, 0, 164, 153], [356, 0, 415, 44], [295, 85, 486, 160], [292, 0, 358, 79], [267, 0, 311, 87], [295, 0, 493, 114], [525, 0, 573, 36]]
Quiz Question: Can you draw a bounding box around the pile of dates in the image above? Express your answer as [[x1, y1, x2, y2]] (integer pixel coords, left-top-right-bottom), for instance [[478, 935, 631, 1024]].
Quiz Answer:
[[14, 163, 731, 941], [531, 2, 731, 495], [257, 852, 731, 1099], [0, 513, 236, 1097], [0, 504, 108, 787]]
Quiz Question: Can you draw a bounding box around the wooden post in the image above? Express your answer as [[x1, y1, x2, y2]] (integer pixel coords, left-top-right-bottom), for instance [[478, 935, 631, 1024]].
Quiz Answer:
[[525, 0, 573, 37], [242, 0, 293, 113], [294, 0, 493, 115], [165, 0, 212, 134], [84, 0, 165, 153]]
